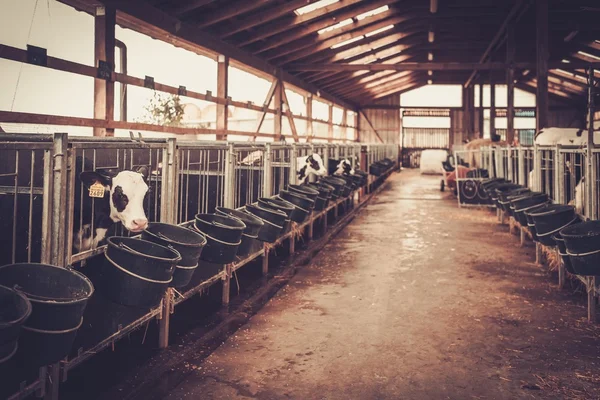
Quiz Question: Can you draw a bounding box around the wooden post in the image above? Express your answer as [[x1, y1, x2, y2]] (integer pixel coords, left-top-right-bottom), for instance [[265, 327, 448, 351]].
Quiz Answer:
[[478, 83, 484, 139], [158, 288, 171, 348], [536, 0, 549, 132], [306, 94, 313, 141], [587, 66, 596, 220], [490, 78, 496, 139], [507, 22, 516, 145], [94, 6, 116, 137], [274, 78, 282, 140], [341, 109, 348, 141], [222, 264, 231, 305], [328, 104, 334, 142], [262, 245, 269, 276], [216, 55, 229, 140], [354, 112, 359, 142], [588, 277, 597, 323], [558, 250, 565, 290]]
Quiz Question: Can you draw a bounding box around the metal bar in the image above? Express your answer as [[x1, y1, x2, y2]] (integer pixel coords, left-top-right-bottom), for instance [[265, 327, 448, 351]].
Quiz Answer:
[[51, 133, 68, 267]]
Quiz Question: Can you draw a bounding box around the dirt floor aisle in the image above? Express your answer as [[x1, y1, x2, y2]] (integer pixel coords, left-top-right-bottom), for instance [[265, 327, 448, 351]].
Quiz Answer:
[[158, 170, 600, 399]]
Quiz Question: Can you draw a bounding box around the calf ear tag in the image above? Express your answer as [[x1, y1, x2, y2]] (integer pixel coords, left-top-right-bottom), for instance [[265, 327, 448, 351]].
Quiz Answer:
[[89, 181, 105, 198]]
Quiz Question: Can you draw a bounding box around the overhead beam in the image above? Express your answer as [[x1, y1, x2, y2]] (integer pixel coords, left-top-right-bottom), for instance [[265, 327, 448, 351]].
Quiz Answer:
[[195, 0, 274, 28], [172, 0, 217, 16], [218, 0, 320, 38], [361, 82, 425, 103], [464, 0, 532, 87], [96, 0, 356, 110]]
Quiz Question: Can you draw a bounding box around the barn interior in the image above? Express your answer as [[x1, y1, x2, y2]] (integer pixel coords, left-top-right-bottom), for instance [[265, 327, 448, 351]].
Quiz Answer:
[[2, 0, 600, 399]]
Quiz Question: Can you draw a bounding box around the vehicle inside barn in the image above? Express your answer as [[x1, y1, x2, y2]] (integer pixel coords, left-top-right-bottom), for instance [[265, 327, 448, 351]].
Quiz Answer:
[[1, 0, 600, 399]]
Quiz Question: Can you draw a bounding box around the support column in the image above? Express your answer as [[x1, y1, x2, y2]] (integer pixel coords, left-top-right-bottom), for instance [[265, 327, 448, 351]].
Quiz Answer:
[[306, 94, 313, 141], [93, 6, 116, 137], [478, 83, 484, 139], [587, 66, 596, 220], [341, 109, 348, 142], [328, 104, 334, 141], [274, 78, 283, 140], [490, 78, 496, 139], [507, 22, 516, 145], [536, 0, 549, 132], [216, 55, 229, 140]]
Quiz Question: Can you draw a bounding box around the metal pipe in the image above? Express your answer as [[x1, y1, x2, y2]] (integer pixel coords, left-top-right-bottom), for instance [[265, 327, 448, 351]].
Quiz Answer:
[[587, 66, 595, 220]]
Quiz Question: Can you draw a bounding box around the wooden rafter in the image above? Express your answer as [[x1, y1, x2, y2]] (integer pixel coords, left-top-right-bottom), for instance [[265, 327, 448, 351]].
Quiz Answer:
[[236, 0, 402, 47], [358, 110, 384, 143], [194, 0, 275, 28], [362, 82, 425, 102]]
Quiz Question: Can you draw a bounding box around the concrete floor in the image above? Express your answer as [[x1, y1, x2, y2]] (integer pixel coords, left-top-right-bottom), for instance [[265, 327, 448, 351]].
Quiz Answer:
[[135, 171, 600, 399]]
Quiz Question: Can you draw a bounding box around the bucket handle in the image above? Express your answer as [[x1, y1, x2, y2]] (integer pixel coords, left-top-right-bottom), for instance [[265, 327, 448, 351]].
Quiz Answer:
[[536, 218, 579, 238], [566, 248, 600, 257], [118, 242, 181, 262]]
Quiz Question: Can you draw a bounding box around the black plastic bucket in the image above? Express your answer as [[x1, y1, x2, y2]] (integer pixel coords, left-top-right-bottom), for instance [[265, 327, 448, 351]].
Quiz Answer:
[[100, 247, 172, 307], [288, 184, 319, 201], [318, 182, 337, 199], [106, 237, 181, 282], [0, 263, 93, 331], [194, 214, 246, 264], [321, 176, 346, 197], [279, 190, 315, 211], [305, 183, 332, 199], [142, 223, 206, 267], [18, 317, 83, 367], [314, 196, 328, 212], [552, 233, 576, 274], [512, 193, 549, 226], [492, 184, 521, 206], [141, 223, 206, 288], [525, 203, 552, 242], [245, 204, 285, 243], [216, 207, 264, 258], [529, 205, 577, 247], [258, 197, 294, 218], [482, 180, 508, 197], [0, 285, 31, 364], [561, 221, 600, 276], [498, 188, 530, 213]]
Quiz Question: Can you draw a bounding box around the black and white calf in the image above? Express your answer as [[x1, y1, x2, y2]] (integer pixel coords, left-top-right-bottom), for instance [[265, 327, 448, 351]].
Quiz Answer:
[[239, 151, 327, 184], [328, 158, 355, 177], [73, 157, 150, 253]]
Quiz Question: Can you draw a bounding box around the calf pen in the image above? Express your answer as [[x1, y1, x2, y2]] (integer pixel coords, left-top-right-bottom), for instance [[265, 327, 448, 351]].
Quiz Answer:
[[0, 133, 397, 400], [452, 142, 600, 329]]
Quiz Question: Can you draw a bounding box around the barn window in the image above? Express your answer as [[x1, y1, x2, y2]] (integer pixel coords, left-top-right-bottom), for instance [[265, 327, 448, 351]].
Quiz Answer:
[[356, 5, 389, 20], [294, 0, 338, 15]]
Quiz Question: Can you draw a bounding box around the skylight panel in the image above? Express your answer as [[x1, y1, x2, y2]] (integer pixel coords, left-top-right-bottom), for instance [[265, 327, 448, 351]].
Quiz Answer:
[[356, 5, 389, 21], [365, 24, 394, 37], [318, 18, 353, 35], [331, 36, 364, 49], [295, 0, 338, 16]]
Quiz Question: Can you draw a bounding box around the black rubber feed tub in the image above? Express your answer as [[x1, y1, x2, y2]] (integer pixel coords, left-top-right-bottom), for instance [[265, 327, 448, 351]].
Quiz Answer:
[[314, 196, 328, 212], [492, 184, 522, 205], [482, 180, 508, 196], [17, 317, 83, 367], [0, 263, 93, 331], [304, 183, 332, 199], [529, 205, 577, 247], [107, 237, 181, 282], [512, 193, 549, 226], [525, 203, 553, 242], [318, 182, 337, 199], [101, 245, 173, 307], [142, 223, 206, 267], [0, 285, 31, 364], [244, 204, 285, 243], [561, 221, 600, 276], [552, 232, 576, 274], [141, 223, 206, 288], [504, 192, 533, 218], [216, 207, 264, 258], [273, 195, 309, 224], [279, 190, 315, 211], [498, 188, 530, 213], [195, 214, 246, 264], [320, 176, 346, 197], [258, 197, 294, 218], [288, 184, 319, 201]]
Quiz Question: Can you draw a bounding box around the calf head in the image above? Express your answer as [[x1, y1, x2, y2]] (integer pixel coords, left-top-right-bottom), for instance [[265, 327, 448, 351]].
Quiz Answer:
[[80, 166, 150, 232], [297, 153, 326, 183], [335, 159, 355, 176]]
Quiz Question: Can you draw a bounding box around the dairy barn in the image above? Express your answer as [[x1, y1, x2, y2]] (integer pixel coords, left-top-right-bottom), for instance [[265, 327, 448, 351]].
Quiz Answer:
[[1, 0, 600, 398]]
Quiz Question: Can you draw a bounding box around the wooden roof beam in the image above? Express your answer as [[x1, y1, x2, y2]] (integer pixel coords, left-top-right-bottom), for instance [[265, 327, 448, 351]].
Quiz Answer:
[[337, 72, 419, 97], [359, 81, 425, 103], [254, 7, 423, 56], [171, 0, 218, 16], [98, 0, 356, 110], [216, 0, 320, 38], [235, 0, 403, 46], [193, 0, 277, 28], [464, 0, 533, 87]]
